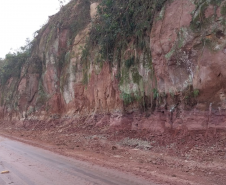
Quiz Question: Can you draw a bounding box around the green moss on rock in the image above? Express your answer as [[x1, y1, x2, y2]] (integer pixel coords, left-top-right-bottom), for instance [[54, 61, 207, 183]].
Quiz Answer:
[[132, 68, 142, 85]]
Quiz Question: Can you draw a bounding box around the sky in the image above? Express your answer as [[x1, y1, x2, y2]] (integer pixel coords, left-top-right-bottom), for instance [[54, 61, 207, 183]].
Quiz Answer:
[[0, 0, 70, 58]]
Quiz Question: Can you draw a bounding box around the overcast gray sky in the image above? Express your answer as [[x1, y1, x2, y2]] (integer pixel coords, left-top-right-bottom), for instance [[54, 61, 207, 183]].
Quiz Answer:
[[0, 0, 69, 58]]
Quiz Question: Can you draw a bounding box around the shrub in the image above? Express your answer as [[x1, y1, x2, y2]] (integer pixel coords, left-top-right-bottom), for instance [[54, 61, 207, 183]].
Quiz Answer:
[[221, 4, 226, 16], [88, 0, 165, 62], [193, 89, 199, 98], [125, 56, 135, 68], [120, 92, 134, 105]]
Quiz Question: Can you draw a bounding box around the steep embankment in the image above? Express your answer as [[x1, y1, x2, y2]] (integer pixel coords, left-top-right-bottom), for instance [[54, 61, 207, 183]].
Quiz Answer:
[[0, 0, 226, 184], [0, 0, 225, 131]]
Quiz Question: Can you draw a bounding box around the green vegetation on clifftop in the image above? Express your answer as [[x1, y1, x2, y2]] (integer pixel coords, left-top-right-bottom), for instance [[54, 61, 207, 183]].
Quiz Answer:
[[0, 41, 32, 86]]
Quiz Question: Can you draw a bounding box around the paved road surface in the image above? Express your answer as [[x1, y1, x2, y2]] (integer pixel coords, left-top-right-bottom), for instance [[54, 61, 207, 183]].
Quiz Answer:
[[0, 136, 158, 185]]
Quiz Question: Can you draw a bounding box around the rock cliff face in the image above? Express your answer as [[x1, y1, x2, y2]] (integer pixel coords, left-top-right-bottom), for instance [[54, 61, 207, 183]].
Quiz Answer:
[[1, 0, 226, 132]]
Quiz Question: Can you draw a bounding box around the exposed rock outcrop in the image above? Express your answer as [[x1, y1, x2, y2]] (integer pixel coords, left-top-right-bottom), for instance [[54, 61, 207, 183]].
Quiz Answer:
[[1, 0, 226, 132]]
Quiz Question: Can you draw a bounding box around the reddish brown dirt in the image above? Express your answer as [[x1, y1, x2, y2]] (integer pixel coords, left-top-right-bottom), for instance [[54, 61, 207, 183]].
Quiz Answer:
[[0, 116, 226, 185], [0, 136, 153, 185]]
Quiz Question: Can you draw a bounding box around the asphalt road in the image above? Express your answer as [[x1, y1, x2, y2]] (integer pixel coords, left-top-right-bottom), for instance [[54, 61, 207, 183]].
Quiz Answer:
[[0, 136, 157, 185]]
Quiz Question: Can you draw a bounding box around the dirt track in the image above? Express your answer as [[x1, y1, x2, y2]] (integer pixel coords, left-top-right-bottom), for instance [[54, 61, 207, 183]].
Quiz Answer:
[[0, 136, 157, 185]]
